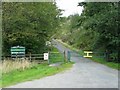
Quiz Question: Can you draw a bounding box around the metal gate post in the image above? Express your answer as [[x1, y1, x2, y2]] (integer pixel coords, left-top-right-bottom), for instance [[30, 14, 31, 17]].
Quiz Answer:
[[105, 50, 109, 62], [48, 52, 50, 64], [63, 50, 66, 62], [67, 51, 71, 62]]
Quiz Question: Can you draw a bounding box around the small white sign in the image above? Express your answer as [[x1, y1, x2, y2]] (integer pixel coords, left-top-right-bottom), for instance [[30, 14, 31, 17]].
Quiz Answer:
[[44, 53, 49, 60], [83, 51, 93, 58]]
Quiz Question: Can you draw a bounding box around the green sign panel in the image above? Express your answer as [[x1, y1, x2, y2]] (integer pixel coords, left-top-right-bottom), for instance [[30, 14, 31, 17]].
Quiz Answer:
[[11, 46, 25, 57], [11, 48, 25, 52]]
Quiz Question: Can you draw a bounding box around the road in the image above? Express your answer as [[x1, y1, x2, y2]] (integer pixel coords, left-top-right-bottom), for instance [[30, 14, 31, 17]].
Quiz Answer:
[[8, 40, 118, 88]]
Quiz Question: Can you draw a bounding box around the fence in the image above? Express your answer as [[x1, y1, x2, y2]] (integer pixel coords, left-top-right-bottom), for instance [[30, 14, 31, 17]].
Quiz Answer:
[[1, 51, 66, 64], [49, 52, 64, 64], [2, 53, 45, 64], [67, 50, 107, 61], [1, 50, 110, 65]]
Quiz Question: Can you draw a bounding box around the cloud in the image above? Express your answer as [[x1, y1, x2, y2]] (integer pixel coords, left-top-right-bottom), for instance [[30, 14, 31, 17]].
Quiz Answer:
[[56, 0, 84, 17]]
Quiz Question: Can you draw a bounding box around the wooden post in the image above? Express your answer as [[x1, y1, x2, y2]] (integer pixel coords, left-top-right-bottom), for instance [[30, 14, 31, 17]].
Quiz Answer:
[[30, 53, 31, 62], [16, 54, 17, 61]]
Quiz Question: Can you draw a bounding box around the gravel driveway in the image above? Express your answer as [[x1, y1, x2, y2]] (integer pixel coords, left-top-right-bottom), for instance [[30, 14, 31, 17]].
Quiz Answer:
[[8, 40, 118, 88]]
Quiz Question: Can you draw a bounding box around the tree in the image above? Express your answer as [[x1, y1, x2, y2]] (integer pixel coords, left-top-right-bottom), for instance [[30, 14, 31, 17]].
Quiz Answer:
[[57, 2, 119, 62], [2, 2, 61, 55]]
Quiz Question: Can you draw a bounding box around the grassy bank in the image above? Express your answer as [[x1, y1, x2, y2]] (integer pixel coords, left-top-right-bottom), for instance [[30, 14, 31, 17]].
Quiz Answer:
[[57, 39, 119, 70], [1, 47, 73, 87], [1, 62, 73, 87]]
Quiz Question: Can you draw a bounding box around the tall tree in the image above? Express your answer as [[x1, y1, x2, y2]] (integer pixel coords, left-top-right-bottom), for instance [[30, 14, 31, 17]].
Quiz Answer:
[[2, 2, 61, 55], [57, 2, 119, 62]]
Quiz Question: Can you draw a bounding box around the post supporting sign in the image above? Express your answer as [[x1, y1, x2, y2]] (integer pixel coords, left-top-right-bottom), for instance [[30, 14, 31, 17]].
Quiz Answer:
[[83, 51, 93, 58]]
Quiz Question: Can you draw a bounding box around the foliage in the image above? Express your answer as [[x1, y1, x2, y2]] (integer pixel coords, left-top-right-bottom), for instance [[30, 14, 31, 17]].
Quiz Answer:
[[2, 2, 61, 55], [78, 2, 119, 62], [56, 2, 119, 62]]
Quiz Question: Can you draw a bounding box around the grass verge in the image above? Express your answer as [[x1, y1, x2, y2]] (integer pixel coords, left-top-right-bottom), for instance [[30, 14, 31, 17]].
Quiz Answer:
[[1, 46, 74, 87], [57, 39, 119, 70], [1, 62, 73, 87]]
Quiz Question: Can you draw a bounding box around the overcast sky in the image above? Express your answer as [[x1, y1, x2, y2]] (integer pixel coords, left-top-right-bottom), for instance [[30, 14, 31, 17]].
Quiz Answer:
[[56, 0, 84, 17]]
